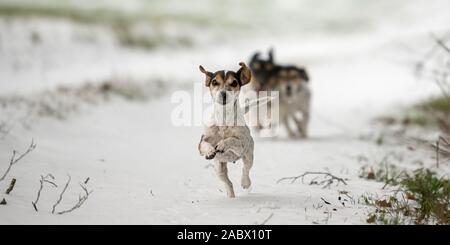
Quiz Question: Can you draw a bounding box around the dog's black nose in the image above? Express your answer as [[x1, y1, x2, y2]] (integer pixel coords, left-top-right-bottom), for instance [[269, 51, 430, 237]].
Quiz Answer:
[[220, 91, 227, 103], [286, 85, 292, 96]]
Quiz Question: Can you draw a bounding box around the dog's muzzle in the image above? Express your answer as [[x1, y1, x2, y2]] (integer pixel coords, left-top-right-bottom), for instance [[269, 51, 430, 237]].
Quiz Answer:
[[219, 91, 227, 105], [286, 85, 292, 97]]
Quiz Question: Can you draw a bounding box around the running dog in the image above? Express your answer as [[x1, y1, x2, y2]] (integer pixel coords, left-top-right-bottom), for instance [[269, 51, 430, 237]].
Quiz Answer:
[[197, 62, 254, 198], [248, 49, 311, 138], [274, 65, 310, 138]]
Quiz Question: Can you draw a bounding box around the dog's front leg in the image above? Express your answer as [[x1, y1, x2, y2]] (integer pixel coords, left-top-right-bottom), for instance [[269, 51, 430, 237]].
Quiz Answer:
[[241, 153, 253, 189], [198, 135, 216, 160], [282, 114, 296, 138], [215, 137, 244, 157], [293, 110, 309, 138], [215, 161, 235, 198]]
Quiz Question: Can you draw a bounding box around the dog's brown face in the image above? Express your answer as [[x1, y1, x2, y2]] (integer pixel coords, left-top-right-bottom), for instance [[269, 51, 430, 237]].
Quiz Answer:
[[248, 50, 276, 92], [276, 67, 309, 102], [199, 62, 252, 105]]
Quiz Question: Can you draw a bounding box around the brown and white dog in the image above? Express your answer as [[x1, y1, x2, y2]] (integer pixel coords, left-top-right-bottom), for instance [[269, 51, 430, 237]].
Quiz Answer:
[[274, 66, 310, 138], [197, 62, 254, 198], [249, 49, 311, 138]]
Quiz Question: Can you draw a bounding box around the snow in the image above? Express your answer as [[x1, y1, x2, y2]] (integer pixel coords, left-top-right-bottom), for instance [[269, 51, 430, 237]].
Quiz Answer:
[[0, 0, 450, 224]]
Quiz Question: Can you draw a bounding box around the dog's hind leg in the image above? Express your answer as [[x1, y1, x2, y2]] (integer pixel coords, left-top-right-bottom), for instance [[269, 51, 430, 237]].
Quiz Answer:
[[282, 114, 296, 138], [241, 153, 253, 189], [294, 108, 310, 138], [215, 161, 235, 198]]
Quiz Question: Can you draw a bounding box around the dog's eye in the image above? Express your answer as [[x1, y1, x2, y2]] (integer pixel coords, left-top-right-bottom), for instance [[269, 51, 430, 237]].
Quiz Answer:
[[230, 80, 238, 87], [211, 80, 219, 86]]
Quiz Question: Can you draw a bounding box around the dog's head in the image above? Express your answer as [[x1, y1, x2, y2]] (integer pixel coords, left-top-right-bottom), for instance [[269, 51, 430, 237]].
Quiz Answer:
[[199, 62, 252, 105], [275, 66, 309, 102], [249, 49, 276, 91]]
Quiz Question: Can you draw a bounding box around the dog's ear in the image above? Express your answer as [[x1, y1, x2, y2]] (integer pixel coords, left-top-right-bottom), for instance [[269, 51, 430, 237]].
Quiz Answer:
[[268, 48, 274, 63], [238, 62, 252, 86], [199, 65, 213, 87], [297, 67, 309, 82], [250, 52, 260, 63]]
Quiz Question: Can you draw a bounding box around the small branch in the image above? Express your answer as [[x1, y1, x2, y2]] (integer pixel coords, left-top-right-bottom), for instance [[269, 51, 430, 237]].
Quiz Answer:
[[321, 197, 331, 205], [430, 33, 450, 54], [277, 171, 348, 188], [437, 139, 440, 168], [260, 213, 274, 225], [5, 178, 16, 194], [431, 136, 450, 160], [0, 139, 37, 182], [32, 174, 56, 212], [52, 174, 71, 214], [57, 183, 92, 215]]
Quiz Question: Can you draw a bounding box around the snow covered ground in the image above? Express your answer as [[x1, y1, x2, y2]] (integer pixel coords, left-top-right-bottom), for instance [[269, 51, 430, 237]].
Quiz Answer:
[[0, 0, 449, 224]]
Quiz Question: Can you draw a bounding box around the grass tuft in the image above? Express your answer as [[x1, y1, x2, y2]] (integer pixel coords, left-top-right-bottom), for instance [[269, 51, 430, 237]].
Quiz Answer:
[[362, 168, 450, 225]]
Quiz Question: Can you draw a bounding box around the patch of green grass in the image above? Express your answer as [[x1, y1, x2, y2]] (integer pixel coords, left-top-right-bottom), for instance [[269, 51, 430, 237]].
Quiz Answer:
[[362, 168, 450, 225], [416, 96, 450, 114], [0, 4, 197, 50], [359, 152, 406, 187], [114, 26, 193, 50], [377, 96, 450, 132], [406, 96, 450, 128], [359, 163, 404, 186], [0, 4, 134, 26], [401, 169, 450, 224]]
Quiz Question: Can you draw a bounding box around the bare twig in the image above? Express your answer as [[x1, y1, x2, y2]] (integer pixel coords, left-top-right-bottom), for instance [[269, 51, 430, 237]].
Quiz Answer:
[[431, 136, 450, 161], [57, 183, 92, 215], [414, 32, 450, 106], [260, 213, 274, 225], [437, 138, 440, 168], [32, 174, 57, 212], [277, 171, 348, 188], [5, 178, 16, 194], [321, 197, 331, 205], [0, 139, 37, 182], [51, 174, 71, 214], [434, 79, 450, 102], [431, 33, 450, 54]]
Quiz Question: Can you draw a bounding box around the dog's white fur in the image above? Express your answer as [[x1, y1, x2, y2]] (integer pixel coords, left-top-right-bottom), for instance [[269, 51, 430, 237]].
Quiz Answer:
[[279, 82, 311, 138], [198, 63, 254, 198]]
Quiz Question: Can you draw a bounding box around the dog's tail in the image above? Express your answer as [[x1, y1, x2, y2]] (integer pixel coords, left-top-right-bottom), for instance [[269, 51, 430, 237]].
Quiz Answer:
[[242, 95, 275, 114]]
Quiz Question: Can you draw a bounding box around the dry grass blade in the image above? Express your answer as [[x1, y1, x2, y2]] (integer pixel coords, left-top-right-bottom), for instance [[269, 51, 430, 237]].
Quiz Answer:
[[5, 178, 16, 194], [259, 213, 274, 225], [51, 174, 71, 214], [0, 139, 37, 182], [57, 183, 92, 215], [431, 136, 450, 166], [277, 171, 347, 188], [32, 173, 57, 212]]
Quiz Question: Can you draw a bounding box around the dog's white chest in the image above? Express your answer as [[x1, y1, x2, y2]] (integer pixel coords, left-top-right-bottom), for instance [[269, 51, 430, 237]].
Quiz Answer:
[[217, 127, 227, 138]]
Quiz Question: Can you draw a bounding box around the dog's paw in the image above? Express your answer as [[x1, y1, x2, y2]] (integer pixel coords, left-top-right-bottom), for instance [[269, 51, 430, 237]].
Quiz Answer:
[[205, 150, 216, 160], [215, 141, 226, 153], [202, 144, 216, 160], [241, 176, 251, 189]]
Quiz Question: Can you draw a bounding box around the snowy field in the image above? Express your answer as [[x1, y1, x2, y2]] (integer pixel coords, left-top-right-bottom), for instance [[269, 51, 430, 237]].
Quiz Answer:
[[0, 0, 449, 224]]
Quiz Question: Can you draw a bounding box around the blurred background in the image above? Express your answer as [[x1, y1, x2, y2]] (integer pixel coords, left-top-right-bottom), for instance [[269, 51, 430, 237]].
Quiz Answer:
[[1, 0, 449, 134], [0, 0, 449, 225], [0, 0, 447, 117]]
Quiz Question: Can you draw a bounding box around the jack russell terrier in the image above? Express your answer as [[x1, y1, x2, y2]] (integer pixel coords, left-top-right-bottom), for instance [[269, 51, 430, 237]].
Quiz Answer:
[[197, 62, 254, 198]]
